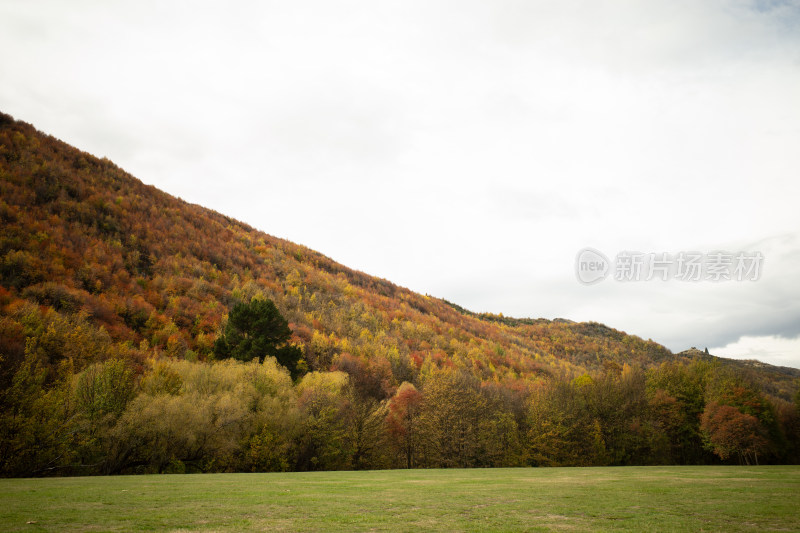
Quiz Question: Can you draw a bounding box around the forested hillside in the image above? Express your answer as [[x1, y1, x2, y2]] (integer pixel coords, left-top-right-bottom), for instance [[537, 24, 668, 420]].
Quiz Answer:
[[1, 111, 799, 475]]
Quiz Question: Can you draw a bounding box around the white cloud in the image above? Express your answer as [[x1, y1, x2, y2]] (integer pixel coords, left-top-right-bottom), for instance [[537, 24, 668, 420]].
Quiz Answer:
[[712, 334, 800, 369]]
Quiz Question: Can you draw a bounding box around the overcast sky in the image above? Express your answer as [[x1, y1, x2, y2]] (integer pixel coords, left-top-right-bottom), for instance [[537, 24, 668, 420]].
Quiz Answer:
[[2, 1, 799, 368]]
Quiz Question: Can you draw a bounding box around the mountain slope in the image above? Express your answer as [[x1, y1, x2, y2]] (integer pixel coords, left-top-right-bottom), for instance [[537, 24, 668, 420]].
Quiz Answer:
[[1, 111, 799, 475], [0, 111, 680, 382]]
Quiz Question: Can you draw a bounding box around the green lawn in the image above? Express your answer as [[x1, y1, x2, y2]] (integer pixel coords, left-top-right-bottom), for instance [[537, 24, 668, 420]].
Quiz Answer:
[[0, 466, 798, 532]]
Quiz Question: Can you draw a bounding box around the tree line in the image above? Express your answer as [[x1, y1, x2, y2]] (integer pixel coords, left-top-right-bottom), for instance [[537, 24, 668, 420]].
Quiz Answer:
[[2, 304, 798, 476]]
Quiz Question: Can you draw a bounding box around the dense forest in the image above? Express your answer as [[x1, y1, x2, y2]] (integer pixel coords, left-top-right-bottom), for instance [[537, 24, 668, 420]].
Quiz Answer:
[[1, 111, 799, 476]]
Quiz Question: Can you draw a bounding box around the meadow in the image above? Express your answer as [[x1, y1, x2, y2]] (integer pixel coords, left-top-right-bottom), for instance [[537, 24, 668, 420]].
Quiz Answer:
[[1, 466, 798, 532]]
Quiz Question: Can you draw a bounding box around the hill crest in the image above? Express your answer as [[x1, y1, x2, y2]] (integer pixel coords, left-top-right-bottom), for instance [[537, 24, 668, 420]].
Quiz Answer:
[[0, 110, 683, 381]]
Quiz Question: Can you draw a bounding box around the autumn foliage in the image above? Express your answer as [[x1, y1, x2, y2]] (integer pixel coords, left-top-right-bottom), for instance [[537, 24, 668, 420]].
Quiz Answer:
[[701, 402, 769, 464], [1, 111, 799, 475]]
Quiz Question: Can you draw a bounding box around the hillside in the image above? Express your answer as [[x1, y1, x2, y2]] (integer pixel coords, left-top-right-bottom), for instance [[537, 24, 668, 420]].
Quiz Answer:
[[0, 111, 677, 382], [1, 111, 799, 475]]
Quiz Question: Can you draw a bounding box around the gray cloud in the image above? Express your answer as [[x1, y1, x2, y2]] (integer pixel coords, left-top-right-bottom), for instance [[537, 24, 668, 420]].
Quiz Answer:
[[2, 0, 799, 367]]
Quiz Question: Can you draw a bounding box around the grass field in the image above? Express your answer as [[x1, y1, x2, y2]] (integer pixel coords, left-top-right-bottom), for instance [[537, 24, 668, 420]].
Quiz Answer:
[[1, 466, 798, 532]]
